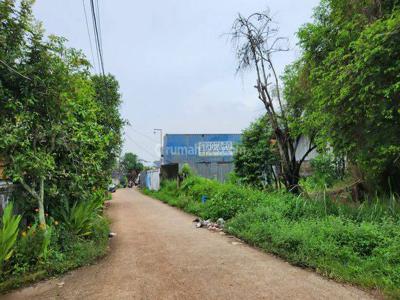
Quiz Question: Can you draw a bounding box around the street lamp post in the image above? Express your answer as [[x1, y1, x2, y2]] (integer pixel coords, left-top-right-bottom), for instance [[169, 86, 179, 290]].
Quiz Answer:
[[153, 128, 163, 165]]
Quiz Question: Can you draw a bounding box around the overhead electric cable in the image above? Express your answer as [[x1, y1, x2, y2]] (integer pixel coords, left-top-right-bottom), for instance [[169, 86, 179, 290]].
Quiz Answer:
[[125, 133, 160, 160], [95, 0, 103, 55], [129, 127, 159, 144], [89, 0, 101, 74], [89, 0, 105, 76], [82, 0, 98, 73]]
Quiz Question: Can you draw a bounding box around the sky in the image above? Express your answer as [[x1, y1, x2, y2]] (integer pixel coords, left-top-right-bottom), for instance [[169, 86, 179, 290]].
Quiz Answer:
[[33, 0, 319, 164]]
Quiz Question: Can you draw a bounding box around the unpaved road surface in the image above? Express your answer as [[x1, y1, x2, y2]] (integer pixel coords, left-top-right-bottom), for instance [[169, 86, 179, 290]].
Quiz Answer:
[[3, 188, 374, 300]]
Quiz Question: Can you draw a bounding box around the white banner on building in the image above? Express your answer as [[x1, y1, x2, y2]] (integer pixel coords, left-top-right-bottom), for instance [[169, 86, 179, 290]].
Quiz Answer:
[[197, 141, 234, 157]]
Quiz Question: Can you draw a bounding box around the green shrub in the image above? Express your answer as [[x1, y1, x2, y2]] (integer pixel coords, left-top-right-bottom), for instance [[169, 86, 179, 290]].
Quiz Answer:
[[160, 180, 179, 194], [90, 216, 110, 243], [180, 176, 220, 202], [180, 163, 194, 178], [0, 202, 110, 293], [227, 211, 400, 294], [0, 203, 21, 270], [14, 224, 53, 268], [61, 193, 104, 237], [145, 176, 400, 297], [300, 154, 344, 192], [202, 184, 255, 220]]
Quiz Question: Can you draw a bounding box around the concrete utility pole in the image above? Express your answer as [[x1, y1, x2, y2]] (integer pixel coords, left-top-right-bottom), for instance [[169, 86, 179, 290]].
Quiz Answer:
[[153, 128, 163, 164]]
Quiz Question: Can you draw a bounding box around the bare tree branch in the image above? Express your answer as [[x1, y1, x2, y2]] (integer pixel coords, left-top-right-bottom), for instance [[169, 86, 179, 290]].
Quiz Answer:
[[230, 10, 314, 192]]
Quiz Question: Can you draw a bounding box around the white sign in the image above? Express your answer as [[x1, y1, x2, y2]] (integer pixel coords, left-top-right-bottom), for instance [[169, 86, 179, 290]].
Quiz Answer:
[[197, 141, 234, 157]]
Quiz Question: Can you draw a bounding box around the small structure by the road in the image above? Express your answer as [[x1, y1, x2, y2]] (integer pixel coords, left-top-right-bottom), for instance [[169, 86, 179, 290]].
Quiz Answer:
[[0, 159, 14, 214], [139, 168, 160, 191], [162, 133, 241, 182]]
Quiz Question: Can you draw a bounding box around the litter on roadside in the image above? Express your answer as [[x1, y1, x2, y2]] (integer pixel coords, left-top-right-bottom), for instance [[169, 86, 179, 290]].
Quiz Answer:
[[193, 218, 225, 231]]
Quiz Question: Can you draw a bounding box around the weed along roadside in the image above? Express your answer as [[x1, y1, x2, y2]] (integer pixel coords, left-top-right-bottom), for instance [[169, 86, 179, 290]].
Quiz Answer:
[[142, 176, 400, 299], [0, 196, 112, 294]]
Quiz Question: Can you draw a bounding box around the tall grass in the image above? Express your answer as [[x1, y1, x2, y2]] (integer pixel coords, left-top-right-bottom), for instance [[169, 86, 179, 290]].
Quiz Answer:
[[144, 177, 400, 298]]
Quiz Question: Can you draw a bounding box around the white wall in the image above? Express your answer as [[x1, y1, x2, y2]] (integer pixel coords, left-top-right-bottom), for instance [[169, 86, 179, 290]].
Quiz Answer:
[[295, 136, 318, 162]]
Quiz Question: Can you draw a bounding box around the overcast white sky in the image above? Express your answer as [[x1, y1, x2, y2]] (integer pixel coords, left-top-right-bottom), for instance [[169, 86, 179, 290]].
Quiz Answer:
[[33, 0, 319, 163]]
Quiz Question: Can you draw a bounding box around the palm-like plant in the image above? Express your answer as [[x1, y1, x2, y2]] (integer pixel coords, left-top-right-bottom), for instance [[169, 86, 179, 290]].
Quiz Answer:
[[62, 195, 104, 237], [0, 203, 21, 269]]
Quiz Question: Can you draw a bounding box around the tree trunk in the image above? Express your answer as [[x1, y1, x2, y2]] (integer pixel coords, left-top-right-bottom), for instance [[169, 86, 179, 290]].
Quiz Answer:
[[38, 177, 46, 227], [286, 165, 301, 193], [20, 177, 46, 227]]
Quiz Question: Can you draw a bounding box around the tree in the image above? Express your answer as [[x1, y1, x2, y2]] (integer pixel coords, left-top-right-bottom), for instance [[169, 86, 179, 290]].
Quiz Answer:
[[120, 153, 144, 182], [234, 115, 278, 188], [231, 11, 316, 192], [0, 0, 123, 226], [0, 2, 62, 225], [1, 34, 100, 226], [293, 0, 400, 193], [92, 74, 124, 179]]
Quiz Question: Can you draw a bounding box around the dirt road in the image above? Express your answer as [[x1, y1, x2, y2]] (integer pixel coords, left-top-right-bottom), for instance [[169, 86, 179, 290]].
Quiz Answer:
[[3, 188, 374, 300]]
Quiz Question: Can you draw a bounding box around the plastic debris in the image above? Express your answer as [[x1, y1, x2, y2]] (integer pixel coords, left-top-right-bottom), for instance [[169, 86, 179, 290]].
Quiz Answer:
[[192, 218, 225, 231], [109, 232, 117, 238]]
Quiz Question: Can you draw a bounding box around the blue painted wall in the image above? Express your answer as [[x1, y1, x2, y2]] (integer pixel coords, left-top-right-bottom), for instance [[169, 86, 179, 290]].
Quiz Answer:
[[163, 134, 242, 181]]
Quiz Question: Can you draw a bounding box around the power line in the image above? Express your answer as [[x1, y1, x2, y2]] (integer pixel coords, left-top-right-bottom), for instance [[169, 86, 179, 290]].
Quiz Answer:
[[128, 127, 159, 144], [95, 0, 103, 56], [89, 0, 105, 76], [82, 0, 97, 73], [125, 119, 161, 143], [94, 0, 105, 75], [125, 133, 160, 160], [90, 0, 103, 75], [87, 0, 101, 74]]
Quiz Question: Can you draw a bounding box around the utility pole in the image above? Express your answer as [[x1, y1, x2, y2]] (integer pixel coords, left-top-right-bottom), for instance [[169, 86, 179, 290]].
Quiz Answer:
[[153, 128, 163, 165]]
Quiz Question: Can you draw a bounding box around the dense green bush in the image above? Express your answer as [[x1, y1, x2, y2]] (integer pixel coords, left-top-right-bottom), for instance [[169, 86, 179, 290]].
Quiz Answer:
[[227, 209, 400, 295], [233, 115, 277, 188], [0, 203, 21, 271], [300, 154, 344, 192], [144, 176, 400, 297], [0, 195, 110, 293], [61, 193, 104, 237], [180, 163, 194, 178], [202, 184, 258, 220], [13, 224, 52, 268]]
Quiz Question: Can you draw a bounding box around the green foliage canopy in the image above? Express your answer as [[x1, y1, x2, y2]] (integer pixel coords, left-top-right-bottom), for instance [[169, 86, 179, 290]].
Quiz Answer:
[[284, 0, 400, 192], [120, 152, 144, 180], [234, 115, 278, 188], [0, 0, 123, 224]]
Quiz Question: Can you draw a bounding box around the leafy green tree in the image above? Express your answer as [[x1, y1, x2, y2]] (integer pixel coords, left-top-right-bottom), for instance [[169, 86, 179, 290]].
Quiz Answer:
[[0, 0, 123, 226], [0, 3, 62, 225], [234, 115, 278, 188], [290, 0, 400, 192], [282, 61, 318, 147], [121, 153, 144, 182], [92, 74, 124, 178]]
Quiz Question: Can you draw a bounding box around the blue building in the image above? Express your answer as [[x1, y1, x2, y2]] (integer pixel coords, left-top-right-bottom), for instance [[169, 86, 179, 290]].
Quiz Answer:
[[162, 133, 241, 182]]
